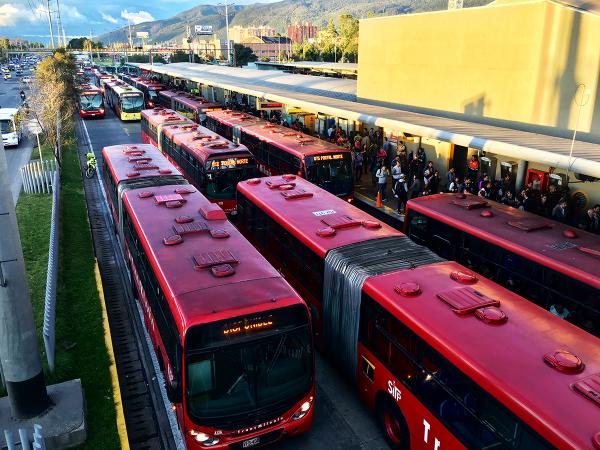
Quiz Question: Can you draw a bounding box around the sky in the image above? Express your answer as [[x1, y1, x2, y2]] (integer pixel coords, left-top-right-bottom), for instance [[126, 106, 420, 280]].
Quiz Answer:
[[0, 0, 281, 43]]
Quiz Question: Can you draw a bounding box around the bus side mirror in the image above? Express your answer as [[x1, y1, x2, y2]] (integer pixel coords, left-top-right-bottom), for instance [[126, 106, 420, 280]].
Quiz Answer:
[[166, 378, 182, 404]]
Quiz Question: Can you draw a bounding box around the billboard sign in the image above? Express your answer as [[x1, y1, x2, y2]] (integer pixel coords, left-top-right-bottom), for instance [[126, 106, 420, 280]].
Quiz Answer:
[[136, 32, 149, 39], [195, 25, 214, 35]]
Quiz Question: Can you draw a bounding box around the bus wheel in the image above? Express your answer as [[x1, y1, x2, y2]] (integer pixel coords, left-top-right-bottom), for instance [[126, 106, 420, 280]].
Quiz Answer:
[[377, 398, 409, 450]]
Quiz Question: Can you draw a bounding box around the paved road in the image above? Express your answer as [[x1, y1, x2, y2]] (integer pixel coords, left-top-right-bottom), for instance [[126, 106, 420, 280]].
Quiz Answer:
[[1, 72, 34, 205], [81, 100, 390, 450]]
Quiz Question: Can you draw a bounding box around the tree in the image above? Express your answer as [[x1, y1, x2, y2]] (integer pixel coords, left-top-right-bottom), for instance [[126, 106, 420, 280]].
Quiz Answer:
[[233, 43, 257, 67], [339, 14, 359, 63], [27, 50, 79, 167], [170, 50, 190, 63]]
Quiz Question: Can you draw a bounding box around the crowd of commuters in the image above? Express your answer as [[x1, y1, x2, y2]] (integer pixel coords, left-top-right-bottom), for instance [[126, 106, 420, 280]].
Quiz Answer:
[[349, 130, 442, 215]]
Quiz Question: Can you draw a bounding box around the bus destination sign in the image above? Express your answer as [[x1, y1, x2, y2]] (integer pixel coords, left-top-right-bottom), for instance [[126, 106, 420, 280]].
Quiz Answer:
[[313, 154, 344, 162], [209, 157, 251, 170]]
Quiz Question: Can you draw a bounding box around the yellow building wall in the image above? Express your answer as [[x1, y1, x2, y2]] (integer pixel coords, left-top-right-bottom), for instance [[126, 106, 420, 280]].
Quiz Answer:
[[357, 0, 600, 137]]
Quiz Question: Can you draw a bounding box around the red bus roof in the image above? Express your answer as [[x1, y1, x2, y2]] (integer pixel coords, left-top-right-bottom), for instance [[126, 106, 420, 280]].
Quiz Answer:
[[141, 108, 192, 127], [158, 89, 182, 100], [208, 109, 348, 158], [102, 144, 182, 185], [135, 79, 164, 89], [364, 260, 600, 450], [172, 93, 221, 111], [206, 109, 262, 128], [406, 193, 600, 289], [172, 125, 252, 165], [237, 175, 401, 258], [122, 184, 304, 333]]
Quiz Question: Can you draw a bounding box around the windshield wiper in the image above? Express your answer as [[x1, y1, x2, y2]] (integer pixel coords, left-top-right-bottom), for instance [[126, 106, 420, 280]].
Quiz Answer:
[[266, 334, 287, 376], [226, 372, 247, 395]]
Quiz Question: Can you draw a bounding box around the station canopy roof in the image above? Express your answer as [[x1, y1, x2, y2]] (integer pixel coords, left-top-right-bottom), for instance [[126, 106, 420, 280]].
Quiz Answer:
[[254, 61, 358, 74], [134, 62, 600, 178]]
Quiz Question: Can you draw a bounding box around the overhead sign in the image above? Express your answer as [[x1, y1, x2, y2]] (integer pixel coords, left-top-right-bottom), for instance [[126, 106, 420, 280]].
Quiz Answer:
[[256, 100, 283, 111], [286, 107, 304, 114], [136, 32, 149, 39], [195, 25, 214, 35]]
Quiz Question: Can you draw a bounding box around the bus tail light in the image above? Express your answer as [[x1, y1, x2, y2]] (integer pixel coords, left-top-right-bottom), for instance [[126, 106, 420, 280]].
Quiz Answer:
[[189, 430, 219, 446], [291, 396, 313, 420], [99, 108, 105, 114]]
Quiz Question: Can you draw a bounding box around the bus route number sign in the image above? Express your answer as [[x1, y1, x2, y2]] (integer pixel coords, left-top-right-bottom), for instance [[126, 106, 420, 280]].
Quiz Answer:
[[313, 154, 344, 162], [312, 209, 336, 217], [210, 158, 250, 170]]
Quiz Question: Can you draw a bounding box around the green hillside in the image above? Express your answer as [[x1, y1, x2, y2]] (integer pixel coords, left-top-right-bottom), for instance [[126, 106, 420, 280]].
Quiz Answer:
[[98, 0, 490, 45]]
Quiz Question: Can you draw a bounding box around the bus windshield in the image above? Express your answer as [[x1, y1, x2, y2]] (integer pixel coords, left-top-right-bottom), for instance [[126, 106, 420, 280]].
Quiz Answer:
[[206, 164, 257, 200], [305, 152, 353, 197], [147, 90, 159, 101], [121, 94, 144, 113], [186, 326, 312, 423], [1, 119, 15, 134], [80, 93, 103, 110]]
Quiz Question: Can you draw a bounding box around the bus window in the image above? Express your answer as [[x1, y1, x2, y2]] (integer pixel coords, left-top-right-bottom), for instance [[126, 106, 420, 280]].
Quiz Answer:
[[407, 211, 430, 246]]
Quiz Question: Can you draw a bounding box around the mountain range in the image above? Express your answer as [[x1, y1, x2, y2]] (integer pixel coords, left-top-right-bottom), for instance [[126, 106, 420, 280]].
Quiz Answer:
[[98, 0, 491, 45]]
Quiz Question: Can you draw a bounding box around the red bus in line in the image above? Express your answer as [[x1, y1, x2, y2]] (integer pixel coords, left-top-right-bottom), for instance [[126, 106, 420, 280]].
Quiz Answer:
[[207, 110, 354, 199], [119, 183, 315, 449], [158, 89, 183, 109], [78, 85, 105, 119], [236, 175, 600, 450], [141, 108, 192, 149], [94, 72, 114, 94], [404, 193, 600, 337], [158, 121, 257, 214], [100, 143, 187, 226], [171, 93, 222, 124], [133, 78, 165, 109]]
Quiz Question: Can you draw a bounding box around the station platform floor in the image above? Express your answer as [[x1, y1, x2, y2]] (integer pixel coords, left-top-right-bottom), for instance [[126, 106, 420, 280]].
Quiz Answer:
[[353, 179, 406, 227]]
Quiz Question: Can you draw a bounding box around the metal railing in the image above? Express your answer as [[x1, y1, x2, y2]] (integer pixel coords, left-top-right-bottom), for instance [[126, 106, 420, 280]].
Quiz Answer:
[[19, 159, 56, 194], [3, 424, 45, 450], [42, 166, 60, 371]]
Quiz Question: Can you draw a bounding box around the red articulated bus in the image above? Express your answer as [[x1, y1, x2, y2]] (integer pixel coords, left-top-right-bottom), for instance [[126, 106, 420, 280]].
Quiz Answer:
[[404, 193, 600, 337], [141, 108, 193, 149], [172, 93, 222, 123], [159, 121, 257, 214], [100, 144, 187, 226], [100, 157, 316, 448], [207, 110, 354, 199], [236, 175, 600, 450], [78, 85, 105, 119], [158, 89, 183, 109]]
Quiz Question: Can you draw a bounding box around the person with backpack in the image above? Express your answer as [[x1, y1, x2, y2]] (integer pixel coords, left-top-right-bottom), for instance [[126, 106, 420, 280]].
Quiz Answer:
[[393, 173, 408, 214]]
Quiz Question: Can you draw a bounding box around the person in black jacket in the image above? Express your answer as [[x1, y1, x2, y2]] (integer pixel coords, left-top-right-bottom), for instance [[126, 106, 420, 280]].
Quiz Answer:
[[393, 174, 408, 214]]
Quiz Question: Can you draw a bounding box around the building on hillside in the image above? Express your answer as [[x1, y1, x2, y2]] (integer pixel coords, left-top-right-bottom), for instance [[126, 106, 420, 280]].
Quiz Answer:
[[230, 25, 276, 43], [242, 36, 292, 62], [287, 22, 318, 44]]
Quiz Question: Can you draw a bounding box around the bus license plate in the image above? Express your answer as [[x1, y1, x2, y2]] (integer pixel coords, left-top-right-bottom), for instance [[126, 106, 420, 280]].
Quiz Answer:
[[242, 437, 260, 448]]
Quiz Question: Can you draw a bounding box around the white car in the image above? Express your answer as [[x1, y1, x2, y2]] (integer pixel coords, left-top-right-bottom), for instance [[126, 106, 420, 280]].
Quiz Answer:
[[22, 76, 31, 83], [0, 108, 22, 147]]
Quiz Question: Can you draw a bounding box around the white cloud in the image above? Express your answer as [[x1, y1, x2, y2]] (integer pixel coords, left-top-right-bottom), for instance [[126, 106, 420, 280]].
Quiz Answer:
[[120, 9, 154, 25], [101, 12, 118, 24], [61, 4, 84, 21], [0, 3, 43, 27]]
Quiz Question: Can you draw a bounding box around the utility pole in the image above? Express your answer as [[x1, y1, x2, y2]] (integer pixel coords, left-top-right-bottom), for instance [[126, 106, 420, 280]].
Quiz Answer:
[[55, 0, 63, 47], [186, 25, 193, 63], [224, 1, 231, 65], [56, 0, 66, 48], [45, 0, 55, 49], [0, 139, 50, 419]]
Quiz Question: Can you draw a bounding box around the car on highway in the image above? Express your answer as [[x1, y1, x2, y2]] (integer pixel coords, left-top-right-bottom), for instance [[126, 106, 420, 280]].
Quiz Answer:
[[22, 76, 31, 83], [0, 108, 22, 147], [3, 72, 11, 80]]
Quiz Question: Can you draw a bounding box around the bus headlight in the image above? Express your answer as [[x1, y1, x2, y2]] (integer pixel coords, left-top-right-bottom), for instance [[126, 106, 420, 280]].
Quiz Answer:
[[291, 397, 313, 420], [190, 430, 219, 446]]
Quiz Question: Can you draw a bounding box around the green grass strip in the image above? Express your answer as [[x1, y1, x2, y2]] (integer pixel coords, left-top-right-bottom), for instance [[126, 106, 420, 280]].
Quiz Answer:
[[16, 129, 121, 449]]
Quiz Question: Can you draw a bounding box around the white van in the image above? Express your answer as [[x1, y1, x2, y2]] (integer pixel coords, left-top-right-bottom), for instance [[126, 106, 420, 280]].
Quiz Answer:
[[0, 108, 22, 148]]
